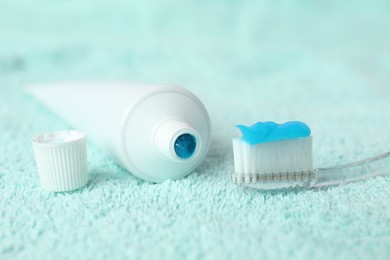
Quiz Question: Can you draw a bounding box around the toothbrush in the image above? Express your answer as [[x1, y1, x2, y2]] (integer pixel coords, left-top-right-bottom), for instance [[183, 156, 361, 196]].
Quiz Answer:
[[232, 121, 390, 190]]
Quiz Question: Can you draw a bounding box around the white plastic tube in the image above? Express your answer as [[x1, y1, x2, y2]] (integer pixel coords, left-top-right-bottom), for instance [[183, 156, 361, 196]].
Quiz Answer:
[[28, 81, 211, 182]]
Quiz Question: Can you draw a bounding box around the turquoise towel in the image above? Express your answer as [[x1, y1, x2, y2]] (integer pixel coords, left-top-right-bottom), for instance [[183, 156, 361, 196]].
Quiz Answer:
[[1, 1, 390, 259]]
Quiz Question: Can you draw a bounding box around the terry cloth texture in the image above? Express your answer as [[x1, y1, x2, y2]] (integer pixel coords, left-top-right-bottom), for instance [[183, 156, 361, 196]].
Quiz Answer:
[[1, 1, 390, 259]]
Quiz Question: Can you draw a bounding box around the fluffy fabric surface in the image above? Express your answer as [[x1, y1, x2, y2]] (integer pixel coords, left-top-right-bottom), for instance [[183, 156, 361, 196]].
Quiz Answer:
[[1, 1, 390, 259]]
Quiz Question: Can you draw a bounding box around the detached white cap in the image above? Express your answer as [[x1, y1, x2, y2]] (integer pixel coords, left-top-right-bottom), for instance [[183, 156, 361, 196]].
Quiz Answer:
[[32, 130, 87, 192]]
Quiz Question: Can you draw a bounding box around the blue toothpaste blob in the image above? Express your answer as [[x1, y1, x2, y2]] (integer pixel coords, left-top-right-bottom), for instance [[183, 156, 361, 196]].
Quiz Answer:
[[236, 121, 311, 145], [174, 133, 197, 159]]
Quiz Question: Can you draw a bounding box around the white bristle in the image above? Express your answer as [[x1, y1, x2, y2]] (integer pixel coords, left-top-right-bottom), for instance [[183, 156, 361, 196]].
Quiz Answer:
[[232, 137, 313, 177]]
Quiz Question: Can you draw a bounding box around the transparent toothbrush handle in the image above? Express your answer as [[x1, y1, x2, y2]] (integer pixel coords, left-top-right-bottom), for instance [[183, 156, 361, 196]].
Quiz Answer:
[[312, 151, 390, 188]]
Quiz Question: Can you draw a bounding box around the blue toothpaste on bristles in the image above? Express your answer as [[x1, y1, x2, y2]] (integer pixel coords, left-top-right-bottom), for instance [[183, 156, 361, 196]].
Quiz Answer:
[[232, 121, 314, 187], [236, 121, 311, 145]]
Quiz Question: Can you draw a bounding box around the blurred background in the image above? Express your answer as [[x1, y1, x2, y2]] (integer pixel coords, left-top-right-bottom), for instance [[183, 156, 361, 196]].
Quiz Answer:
[[1, 0, 389, 87], [1, 0, 389, 85]]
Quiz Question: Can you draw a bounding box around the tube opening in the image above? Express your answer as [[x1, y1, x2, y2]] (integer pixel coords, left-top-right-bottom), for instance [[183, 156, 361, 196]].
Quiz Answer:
[[152, 117, 201, 162], [174, 133, 197, 160]]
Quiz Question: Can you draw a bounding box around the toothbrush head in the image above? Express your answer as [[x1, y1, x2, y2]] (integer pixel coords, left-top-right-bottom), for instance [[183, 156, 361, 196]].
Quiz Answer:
[[232, 121, 315, 189]]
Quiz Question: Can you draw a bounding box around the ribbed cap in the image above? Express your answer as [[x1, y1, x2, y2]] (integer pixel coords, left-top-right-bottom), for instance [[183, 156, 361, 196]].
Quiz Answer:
[[32, 130, 87, 192]]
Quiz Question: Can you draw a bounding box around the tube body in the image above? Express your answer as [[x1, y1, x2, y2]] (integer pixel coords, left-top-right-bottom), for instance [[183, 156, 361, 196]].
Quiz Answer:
[[28, 81, 211, 182]]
